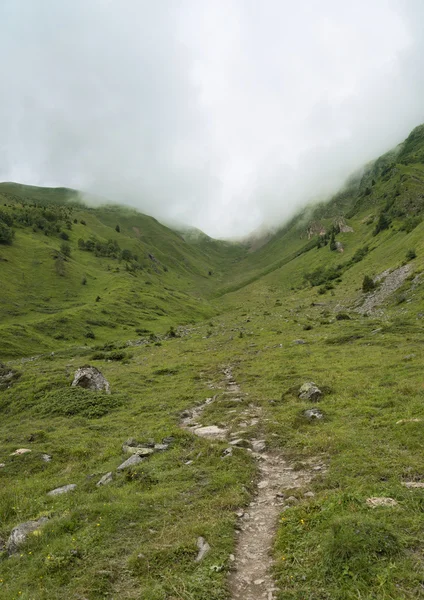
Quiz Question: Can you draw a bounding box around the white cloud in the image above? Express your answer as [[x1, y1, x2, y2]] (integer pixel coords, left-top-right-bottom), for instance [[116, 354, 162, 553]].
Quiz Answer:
[[0, 1, 423, 237]]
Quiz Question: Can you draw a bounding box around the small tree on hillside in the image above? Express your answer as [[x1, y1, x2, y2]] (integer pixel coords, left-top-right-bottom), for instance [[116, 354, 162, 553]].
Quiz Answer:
[[0, 222, 14, 245], [60, 242, 71, 258], [362, 275, 375, 293], [115, 224, 120, 233]]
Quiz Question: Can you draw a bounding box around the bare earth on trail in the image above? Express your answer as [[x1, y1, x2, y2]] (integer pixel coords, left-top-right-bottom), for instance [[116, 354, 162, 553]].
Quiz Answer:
[[180, 365, 323, 599], [228, 454, 315, 600]]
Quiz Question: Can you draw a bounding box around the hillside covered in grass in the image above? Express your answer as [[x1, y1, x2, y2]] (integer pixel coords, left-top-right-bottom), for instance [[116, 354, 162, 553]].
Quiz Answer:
[[1, 125, 424, 599]]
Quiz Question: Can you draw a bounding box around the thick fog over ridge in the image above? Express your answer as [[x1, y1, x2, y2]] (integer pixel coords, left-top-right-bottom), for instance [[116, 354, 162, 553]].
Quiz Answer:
[[1, 1, 424, 238]]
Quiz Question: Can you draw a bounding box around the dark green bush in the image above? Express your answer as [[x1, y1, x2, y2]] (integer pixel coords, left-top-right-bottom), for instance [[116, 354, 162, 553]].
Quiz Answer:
[[362, 275, 375, 293]]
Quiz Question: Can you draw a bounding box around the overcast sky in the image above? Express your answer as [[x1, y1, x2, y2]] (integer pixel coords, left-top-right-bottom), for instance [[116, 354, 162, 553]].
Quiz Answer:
[[1, 1, 424, 238]]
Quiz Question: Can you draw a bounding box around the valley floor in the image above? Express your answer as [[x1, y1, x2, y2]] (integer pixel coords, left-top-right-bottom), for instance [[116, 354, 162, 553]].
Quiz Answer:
[[1, 270, 424, 599]]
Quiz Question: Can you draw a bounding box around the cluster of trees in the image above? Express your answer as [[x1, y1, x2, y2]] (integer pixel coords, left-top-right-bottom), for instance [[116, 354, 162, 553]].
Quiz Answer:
[[316, 224, 341, 251], [0, 203, 74, 244], [78, 237, 139, 263]]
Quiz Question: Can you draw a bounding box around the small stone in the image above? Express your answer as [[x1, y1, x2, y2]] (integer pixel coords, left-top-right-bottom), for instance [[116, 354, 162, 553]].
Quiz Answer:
[[285, 496, 298, 504], [41, 454, 52, 462], [96, 472, 113, 487], [154, 443, 169, 452], [251, 440, 266, 452], [229, 438, 250, 448], [221, 447, 233, 458], [276, 491, 285, 498], [117, 454, 143, 471], [235, 509, 245, 518], [366, 496, 398, 508], [122, 445, 154, 456], [6, 517, 49, 554], [304, 491, 315, 498], [193, 425, 227, 440], [402, 481, 424, 489], [304, 408, 324, 420], [299, 382, 322, 402], [124, 437, 138, 447], [10, 448, 31, 456], [0, 463, 5, 468], [195, 536, 211, 562], [258, 480, 269, 489], [292, 339, 306, 344], [184, 460, 193, 465], [229, 553, 235, 562], [254, 579, 265, 585], [47, 484, 77, 496], [162, 436, 175, 444]]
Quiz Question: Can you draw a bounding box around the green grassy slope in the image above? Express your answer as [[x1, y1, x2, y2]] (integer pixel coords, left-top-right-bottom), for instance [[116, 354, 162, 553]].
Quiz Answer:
[[0, 184, 246, 358], [2, 124, 424, 599]]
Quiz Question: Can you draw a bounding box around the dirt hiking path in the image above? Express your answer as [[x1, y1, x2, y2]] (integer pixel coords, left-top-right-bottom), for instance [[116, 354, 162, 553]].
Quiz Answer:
[[180, 365, 323, 599]]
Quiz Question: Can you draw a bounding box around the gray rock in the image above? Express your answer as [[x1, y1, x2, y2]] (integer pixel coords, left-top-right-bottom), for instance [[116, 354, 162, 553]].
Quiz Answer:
[[0, 463, 5, 468], [304, 408, 324, 420], [124, 437, 138, 447], [304, 491, 315, 498], [162, 436, 175, 444], [299, 382, 322, 402], [195, 536, 211, 562], [71, 366, 110, 393], [292, 339, 306, 345], [285, 496, 299, 505], [251, 440, 266, 453], [229, 438, 250, 448], [41, 454, 52, 462], [47, 484, 77, 496], [221, 447, 233, 458], [154, 443, 169, 452], [7, 517, 49, 554], [117, 454, 143, 471], [122, 445, 154, 457], [193, 425, 227, 440], [96, 472, 113, 487]]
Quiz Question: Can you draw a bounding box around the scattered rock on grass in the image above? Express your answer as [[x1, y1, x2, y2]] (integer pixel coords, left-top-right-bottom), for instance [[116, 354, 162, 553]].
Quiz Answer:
[[193, 425, 227, 440], [10, 448, 31, 456], [366, 497, 398, 508], [304, 408, 324, 420], [195, 536, 211, 562], [299, 382, 322, 402], [229, 438, 250, 448], [292, 339, 306, 345], [6, 517, 49, 554], [402, 481, 424, 489], [41, 454, 52, 462], [47, 484, 77, 496], [122, 445, 154, 457], [221, 447, 233, 458], [117, 454, 143, 471], [97, 472, 113, 487], [71, 366, 110, 393], [251, 440, 266, 453]]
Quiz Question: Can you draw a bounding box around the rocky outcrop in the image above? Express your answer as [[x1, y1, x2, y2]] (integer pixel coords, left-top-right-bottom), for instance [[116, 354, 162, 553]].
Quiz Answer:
[[6, 517, 49, 554], [71, 366, 110, 393]]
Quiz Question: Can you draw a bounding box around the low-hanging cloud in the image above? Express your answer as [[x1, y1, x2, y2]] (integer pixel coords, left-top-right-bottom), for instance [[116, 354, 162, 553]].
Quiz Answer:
[[1, 1, 424, 238]]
